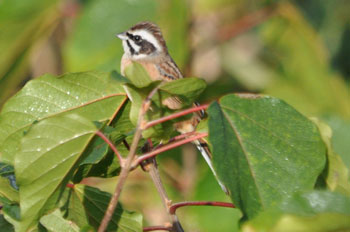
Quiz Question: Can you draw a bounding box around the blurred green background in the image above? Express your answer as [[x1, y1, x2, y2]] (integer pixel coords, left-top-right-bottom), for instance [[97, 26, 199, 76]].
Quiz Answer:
[[0, 0, 349, 231]]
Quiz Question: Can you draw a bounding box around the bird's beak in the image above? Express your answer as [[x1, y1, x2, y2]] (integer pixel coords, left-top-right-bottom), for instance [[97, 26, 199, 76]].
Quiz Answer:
[[116, 32, 127, 40]]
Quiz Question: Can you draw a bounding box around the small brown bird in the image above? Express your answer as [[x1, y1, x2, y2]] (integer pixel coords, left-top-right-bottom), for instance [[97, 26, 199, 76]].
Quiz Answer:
[[117, 21, 228, 194]]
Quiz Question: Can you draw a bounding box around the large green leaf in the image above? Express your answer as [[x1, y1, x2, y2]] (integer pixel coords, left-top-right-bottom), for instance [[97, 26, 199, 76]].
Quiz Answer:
[[208, 94, 326, 218], [0, 71, 126, 164], [15, 114, 100, 231], [69, 184, 143, 232], [242, 191, 350, 232]]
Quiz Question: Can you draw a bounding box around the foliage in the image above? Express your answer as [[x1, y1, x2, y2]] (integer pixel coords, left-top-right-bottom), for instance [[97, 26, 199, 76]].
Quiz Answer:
[[0, 0, 349, 231]]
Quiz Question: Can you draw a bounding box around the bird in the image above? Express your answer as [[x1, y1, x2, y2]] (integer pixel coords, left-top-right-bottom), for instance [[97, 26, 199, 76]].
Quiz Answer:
[[117, 21, 228, 194]]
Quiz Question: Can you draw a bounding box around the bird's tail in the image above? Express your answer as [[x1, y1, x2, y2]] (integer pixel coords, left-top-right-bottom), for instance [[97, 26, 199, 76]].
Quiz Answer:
[[194, 139, 229, 195]]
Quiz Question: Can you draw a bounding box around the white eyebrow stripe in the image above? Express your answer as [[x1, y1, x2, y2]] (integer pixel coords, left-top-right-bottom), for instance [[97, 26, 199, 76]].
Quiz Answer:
[[128, 39, 141, 53], [131, 30, 162, 52]]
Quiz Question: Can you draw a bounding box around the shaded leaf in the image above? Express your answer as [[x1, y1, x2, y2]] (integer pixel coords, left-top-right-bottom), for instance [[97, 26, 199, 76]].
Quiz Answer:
[[15, 114, 100, 231], [71, 184, 143, 232], [40, 209, 80, 232], [208, 94, 326, 218], [0, 214, 14, 232]]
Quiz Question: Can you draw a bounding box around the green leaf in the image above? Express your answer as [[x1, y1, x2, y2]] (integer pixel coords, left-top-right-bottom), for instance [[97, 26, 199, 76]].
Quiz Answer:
[[311, 118, 350, 195], [159, 77, 207, 106], [0, 177, 18, 202], [208, 94, 326, 218], [0, 163, 17, 190], [70, 184, 143, 232], [73, 126, 122, 183], [242, 191, 350, 232], [0, 214, 14, 232], [40, 209, 80, 232], [0, 71, 126, 164], [322, 115, 350, 169], [15, 114, 100, 231], [0, 198, 20, 231], [124, 62, 153, 88]]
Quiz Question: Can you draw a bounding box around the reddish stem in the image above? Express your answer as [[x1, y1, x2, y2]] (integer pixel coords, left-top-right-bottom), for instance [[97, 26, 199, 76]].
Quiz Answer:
[[169, 201, 235, 214], [168, 131, 196, 143], [66, 183, 75, 189], [96, 131, 123, 165], [144, 104, 209, 129], [143, 226, 172, 232], [134, 133, 208, 167]]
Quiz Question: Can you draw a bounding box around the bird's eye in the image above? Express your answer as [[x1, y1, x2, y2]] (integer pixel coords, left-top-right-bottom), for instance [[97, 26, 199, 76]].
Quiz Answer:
[[134, 35, 141, 41]]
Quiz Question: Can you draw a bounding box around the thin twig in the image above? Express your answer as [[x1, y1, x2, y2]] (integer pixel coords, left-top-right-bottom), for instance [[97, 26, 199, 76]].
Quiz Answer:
[[144, 104, 209, 129], [143, 225, 172, 232], [133, 132, 208, 168], [96, 131, 124, 166], [169, 201, 235, 214], [98, 86, 161, 232], [145, 159, 172, 212]]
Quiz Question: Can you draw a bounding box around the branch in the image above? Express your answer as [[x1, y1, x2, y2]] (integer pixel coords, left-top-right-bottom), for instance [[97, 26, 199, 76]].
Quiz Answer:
[[98, 86, 161, 232], [144, 104, 209, 129], [132, 132, 208, 168], [96, 131, 124, 166], [169, 201, 235, 214], [143, 225, 172, 232]]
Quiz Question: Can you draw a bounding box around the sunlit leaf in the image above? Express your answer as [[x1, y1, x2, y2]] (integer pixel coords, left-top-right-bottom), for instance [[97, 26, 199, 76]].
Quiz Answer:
[[40, 209, 80, 232], [0, 71, 126, 164], [208, 94, 326, 218], [15, 114, 100, 231]]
